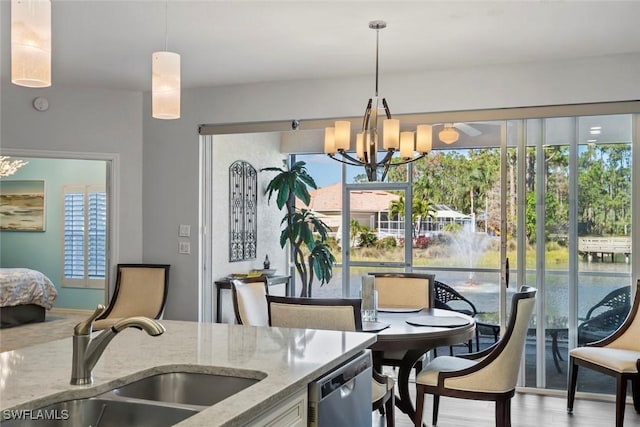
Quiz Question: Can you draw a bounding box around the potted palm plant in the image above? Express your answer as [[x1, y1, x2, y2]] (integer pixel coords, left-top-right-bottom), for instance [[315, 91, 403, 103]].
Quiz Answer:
[[261, 161, 335, 297]]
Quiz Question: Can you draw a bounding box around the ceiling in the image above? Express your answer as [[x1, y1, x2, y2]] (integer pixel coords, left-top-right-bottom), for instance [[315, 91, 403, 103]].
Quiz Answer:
[[2, 1, 640, 92]]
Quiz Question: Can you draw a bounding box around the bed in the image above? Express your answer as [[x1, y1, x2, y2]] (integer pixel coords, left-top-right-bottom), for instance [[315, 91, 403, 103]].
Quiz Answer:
[[0, 268, 58, 328]]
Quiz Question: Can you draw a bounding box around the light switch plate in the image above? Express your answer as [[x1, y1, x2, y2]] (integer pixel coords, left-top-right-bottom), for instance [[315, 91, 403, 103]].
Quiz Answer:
[[179, 224, 191, 237], [178, 241, 191, 254]]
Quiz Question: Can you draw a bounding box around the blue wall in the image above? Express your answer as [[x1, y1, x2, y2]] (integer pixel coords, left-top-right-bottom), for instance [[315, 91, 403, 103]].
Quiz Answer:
[[0, 157, 106, 310]]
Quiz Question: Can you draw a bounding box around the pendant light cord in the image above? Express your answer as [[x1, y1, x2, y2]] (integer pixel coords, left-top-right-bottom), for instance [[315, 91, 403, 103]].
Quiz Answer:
[[374, 27, 379, 97], [164, 0, 169, 51]]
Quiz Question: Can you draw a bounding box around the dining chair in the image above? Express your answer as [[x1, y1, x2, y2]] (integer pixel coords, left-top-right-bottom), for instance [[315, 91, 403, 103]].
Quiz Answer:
[[92, 264, 170, 331], [414, 286, 537, 427], [567, 280, 640, 427], [368, 272, 435, 374], [231, 276, 270, 326], [266, 295, 395, 426]]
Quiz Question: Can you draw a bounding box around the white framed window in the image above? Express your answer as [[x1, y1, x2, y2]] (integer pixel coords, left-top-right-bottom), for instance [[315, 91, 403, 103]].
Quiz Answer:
[[62, 185, 106, 288]]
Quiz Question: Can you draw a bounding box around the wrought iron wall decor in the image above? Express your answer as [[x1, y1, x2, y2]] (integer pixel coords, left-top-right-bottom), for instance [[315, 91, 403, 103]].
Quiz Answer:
[[229, 161, 257, 262]]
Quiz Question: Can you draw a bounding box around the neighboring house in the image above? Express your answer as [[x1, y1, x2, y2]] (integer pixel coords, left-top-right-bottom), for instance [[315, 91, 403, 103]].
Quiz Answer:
[[297, 183, 472, 241], [297, 182, 400, 237]]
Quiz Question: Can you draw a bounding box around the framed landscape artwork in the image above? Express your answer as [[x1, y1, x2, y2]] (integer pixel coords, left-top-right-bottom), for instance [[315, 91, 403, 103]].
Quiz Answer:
[[0, 180, 46, 231]]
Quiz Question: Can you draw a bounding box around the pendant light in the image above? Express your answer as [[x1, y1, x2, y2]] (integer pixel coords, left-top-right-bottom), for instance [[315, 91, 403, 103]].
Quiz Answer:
[[11, 0, 51, 88], [152, 0, 180, 119]]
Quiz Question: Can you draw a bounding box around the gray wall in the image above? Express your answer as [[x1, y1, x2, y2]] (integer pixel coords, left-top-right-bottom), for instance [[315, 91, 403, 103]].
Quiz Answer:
[[1, 84, 144, 295], [2, 53, 639, 320]]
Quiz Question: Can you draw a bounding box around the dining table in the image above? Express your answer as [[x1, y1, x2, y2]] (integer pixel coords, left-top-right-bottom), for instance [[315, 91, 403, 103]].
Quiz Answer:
[[363, 307, 476, 421]]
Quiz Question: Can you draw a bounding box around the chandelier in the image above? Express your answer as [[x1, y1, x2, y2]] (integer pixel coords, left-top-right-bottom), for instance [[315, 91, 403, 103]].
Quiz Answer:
[[323, 21, 432, 181], [0, 157, 29, 177]]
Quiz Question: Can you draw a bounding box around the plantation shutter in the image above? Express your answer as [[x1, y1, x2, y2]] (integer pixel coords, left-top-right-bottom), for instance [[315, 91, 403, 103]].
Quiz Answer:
[[63, 185, 106, 287]]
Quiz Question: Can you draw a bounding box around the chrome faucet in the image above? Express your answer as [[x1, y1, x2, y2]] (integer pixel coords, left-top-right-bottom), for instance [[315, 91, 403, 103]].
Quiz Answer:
[[70, 304, 165, 385]]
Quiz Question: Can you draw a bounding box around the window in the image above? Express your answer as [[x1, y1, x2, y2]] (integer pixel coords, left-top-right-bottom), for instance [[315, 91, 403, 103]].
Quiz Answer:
[[62, 185, 106, 288]]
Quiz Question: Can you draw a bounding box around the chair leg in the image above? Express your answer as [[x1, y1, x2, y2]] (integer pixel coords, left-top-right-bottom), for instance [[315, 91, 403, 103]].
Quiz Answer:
[[495, 400, 507, 427], [414, 385, 425, 427], [567, 358, 579, 413], [505, 398, 512, 427], [432, 394, 440, 427], [632, 376, 640, 413], [385, 391, 395, 427], [615, 376, 628, 427]]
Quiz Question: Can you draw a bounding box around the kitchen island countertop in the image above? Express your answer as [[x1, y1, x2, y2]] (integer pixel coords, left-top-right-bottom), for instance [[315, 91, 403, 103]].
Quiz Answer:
[[0, 319, 376, 426]]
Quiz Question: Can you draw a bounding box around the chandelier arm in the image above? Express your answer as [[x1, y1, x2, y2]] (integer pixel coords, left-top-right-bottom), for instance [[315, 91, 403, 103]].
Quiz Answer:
[[381, 98, 392, 120], [362, 99, 372, 133], [386, 153, 427, 166], [332, 151, 368, 166], [376, 149, 395, 167]]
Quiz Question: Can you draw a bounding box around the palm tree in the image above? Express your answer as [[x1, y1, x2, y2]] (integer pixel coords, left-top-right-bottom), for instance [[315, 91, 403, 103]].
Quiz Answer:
[[389, 194, 436, 239], [262, 161, 335, 297]]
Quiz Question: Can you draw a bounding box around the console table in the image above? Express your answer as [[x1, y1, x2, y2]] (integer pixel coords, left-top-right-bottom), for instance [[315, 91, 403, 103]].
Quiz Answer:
[[214, 275, 291, 323]]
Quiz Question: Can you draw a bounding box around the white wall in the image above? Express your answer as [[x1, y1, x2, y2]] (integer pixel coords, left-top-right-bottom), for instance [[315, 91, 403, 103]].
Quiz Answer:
[[1, 84, 145, 294], [143, 53, 640, 321]]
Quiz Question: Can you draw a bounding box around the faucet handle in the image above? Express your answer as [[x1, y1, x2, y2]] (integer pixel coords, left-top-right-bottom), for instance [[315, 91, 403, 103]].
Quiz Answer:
[[74, 304, 106, 335]]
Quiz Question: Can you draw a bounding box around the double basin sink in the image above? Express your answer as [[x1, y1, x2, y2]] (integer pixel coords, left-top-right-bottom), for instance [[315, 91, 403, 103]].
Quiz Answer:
[[2, 369, 264, 426]]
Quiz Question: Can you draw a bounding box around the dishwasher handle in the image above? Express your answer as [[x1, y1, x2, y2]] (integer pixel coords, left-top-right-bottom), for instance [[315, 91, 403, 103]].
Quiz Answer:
[[339, 378, 356, 399]]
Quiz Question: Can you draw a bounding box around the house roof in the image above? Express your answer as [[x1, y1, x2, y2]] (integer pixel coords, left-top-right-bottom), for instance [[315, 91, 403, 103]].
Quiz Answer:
[[298, 183, 400, 213]]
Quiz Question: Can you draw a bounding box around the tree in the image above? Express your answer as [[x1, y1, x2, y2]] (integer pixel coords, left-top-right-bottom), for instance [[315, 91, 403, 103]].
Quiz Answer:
[[388, 194, 436, 238], [262, 161, 336, 297]]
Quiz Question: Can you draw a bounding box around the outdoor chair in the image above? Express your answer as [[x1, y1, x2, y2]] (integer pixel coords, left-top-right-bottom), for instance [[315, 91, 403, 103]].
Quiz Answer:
[[369, 272, 435, 374], [414, 286, 537, 427], [231, 276, 269, 326], [568, 280, 640, 427], [577, 286, 631, 346], [93, 264, 170, 331], [266, 295, 395, 426], [434, 280, 478, 354]]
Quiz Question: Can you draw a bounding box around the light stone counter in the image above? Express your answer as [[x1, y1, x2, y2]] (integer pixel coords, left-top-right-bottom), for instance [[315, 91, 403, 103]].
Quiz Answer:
[[0, 320, 377, 426]]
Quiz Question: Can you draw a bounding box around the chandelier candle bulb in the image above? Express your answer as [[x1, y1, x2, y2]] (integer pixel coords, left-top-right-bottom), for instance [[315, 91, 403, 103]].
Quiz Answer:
[[11, 0, 51, 88], [324, 127, 337, 154], [334, 120, 351, 150], [416, 125, 433, 153], [356, 133, 365, 160], [400, 131, 415, 159], [383, 119, 400, 149]]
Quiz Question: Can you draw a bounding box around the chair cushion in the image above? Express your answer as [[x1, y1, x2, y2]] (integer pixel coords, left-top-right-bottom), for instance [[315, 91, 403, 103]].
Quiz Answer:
[[416, 355, 478, 386], [570, 347, 640, 373], [372, 376, 394, 403], [235, 281, 268, 326]]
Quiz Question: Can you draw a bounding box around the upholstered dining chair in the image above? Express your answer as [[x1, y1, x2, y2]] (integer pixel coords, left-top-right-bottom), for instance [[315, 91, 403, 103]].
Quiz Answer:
[[92, 264, 170, 331], [231, 276, 269, 326], [369, 272, 435, 374], [567, 280, 640, 427], [266, 295, 395, 426], [414, 286, 537, 427]]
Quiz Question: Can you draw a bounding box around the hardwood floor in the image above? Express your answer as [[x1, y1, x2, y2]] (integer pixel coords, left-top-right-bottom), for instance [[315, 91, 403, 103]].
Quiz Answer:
[[373, 384, 640, 427]]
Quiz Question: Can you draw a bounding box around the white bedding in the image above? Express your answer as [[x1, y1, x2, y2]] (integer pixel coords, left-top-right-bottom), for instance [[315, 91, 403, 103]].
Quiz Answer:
[[0, 268, 58, 310]]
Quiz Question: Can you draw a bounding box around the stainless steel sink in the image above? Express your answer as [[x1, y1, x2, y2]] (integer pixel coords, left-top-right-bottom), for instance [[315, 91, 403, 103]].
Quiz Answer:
[[0, 398, 198, 427], [111, 371, 262, 407]]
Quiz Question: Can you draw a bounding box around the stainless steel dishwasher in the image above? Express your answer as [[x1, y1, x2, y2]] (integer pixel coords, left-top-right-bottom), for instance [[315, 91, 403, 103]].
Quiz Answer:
[[307, 350, 373, 427]]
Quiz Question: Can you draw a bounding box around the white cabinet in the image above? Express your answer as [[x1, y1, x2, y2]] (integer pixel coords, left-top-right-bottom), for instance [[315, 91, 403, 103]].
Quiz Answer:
[[246, 387, 307, 426]]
